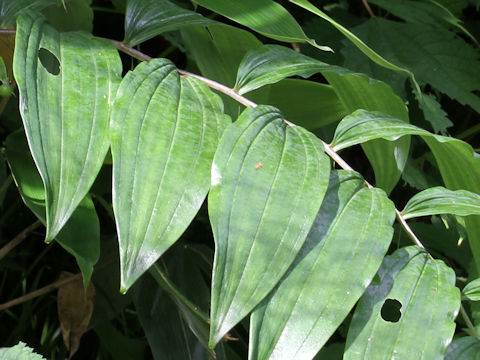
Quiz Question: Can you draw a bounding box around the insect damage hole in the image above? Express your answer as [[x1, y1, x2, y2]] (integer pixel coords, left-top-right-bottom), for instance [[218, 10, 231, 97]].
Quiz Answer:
[[380, 298, 402, 323], [38, 48, 60, 75]]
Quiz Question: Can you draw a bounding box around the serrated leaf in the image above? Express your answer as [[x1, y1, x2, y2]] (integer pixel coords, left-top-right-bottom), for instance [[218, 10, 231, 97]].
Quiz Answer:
[[446, 336, 480, 359], [330, 109, 480, 270], [344, 246, 460, 360], [192, 0, 327, 49], [402, 187, 480, 219], [249, 170, 395, 360], [208, 105, 331, 346], [0, 342, 46, 360], [0, 0, 58, 28], [13, 13, 122, 242], [124, 0, 214, 46], [414, 90, 453, 134], [462, 278, 480, 301], [111, 58, 229, 292], [5, 130, 100, 285], [234, 44, 339, 95]]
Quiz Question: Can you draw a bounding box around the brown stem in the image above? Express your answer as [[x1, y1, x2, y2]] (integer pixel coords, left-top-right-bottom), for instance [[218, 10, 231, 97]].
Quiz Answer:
[[0, 273, 81, 311], [0, 220, 42, 262], [362, 0, 375, 18]]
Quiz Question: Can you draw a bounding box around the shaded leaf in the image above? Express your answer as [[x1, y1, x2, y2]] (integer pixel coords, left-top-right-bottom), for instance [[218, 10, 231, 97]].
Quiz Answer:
[[344, 246, 460, 359], [57, 271, 95, 358], [6, 130, 100, 285], [414, 90, 453, 134], [42, 0, 94, 32], [192, 0, 327, 48], [208, 105, 331, 346], [0, 342, 46, 360], [94, 323, 146, 360], [111, 58, 229, 292], [462, 278, 480, 301], [13, 13, 122, 241], [124, 0, 214, 46], [0, 0, 58, 28], [446, 336, 480, 359], [402, 187, 480, 220], [249, 170, 395, 360]]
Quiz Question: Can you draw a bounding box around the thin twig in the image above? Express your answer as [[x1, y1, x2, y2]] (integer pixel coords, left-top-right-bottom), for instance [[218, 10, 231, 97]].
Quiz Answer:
[[0, 272, 81, 311], [362, 0, 376, 18], [0, 220, 42, 261]]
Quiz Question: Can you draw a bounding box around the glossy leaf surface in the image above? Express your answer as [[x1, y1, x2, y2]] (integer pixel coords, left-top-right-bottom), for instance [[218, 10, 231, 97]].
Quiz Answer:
[[124, 0, 214, 46], [6, 130, 100, 285], [192, 0, 323, 47], [13, 13, 121, 242], [0, 0, 57, 27], [249, 170, 395, 360], [111, 58, 229, 292], [461, 278, 480, 301], [345, 246, 460, 360], [402, 187, 480, 219], [208, 105, 331, 346], [446, 336, 480, 359]]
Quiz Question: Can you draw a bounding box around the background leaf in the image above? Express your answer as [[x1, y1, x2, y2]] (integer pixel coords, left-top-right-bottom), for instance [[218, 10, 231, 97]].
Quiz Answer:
[[249, 170, 395, 360], [13, 13, 122, 241], [344, 246, 460, 360], [208, 105, 331, 346], [462, 278, 480, 301], [446, 336, 480, 359], [110, 58, 229, 292], [0, 0, 58, 28], [402, 187, 480, 219], [124, 0, 214, 46], [42, 0, 93, 32]]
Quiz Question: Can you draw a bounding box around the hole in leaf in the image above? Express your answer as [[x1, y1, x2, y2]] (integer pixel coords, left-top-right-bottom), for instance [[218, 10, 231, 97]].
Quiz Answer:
[[381, 298, 402, 323], [38, 48, 60, 75]]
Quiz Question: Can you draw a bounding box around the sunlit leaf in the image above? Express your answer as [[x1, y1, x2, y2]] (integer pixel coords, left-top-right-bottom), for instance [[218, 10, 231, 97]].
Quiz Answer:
[[344, 246, 460, 359], [0, 342, 46, 360], [249, 170, 395, 360], [110, 58, 229, 292], [124, 0, 214, 46], [192, 0, 328, 49], [208, 105, 331, 346], [402, 187, 480, 220], [13, 13, 122, 241], [6, 130, 100, 285]]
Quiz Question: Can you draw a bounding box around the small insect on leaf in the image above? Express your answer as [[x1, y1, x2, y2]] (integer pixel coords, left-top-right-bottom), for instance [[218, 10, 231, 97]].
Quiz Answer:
[[255, 162, 264, 170]]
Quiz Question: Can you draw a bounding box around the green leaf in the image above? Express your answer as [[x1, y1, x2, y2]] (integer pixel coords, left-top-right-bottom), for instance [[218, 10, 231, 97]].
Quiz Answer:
[[124, 0, 215, 46], [42, 0, 94, 32], [234, 44, 339, 95], [330, 109, 480, 271], [462, 278, 480, 301], [249, 170, 395, 360], [0, 342, 46, 360], [111, 58, 229, 292], [0, 56, 8, 83], [208, 105, 331, 347], [94, 323, 146, 360], [5, 130, 100, 285], [344, 246, 460, 359], [414, 90, 453, 134], [446, 336, 480, 359], [192, 0, 327, 49], [0, 0, 58, 28], [402, 187, 480, 220], [254, 79, 347, 131], [13, 13, 122, 242]]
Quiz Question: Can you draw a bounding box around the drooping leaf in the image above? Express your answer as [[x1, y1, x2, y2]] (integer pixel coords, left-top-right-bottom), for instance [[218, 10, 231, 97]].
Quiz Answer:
[[192, 0, 328, 49], [249, 170, 395, 360], [446, 336, 480, 359], [330, 109, 480, 270], [0, 0, 58, 28], [344, 246, 460, 359], [42, 0, 94, 32], [124, 0, 214, 46], [13, 12, 122, 241], [402, 187, 480, 220], [181, 24, 262, 116], [57, 271, 95, 358], [462, 278, 480, 301], [208, 105, 331, 346], [0, 342, 46, 360], [110, 58, 229, 292], [6, 130, 100, 285], [234, 44, 340, 95]]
